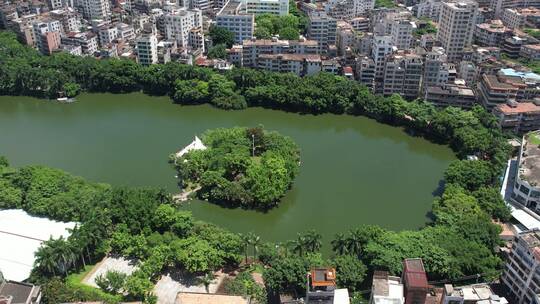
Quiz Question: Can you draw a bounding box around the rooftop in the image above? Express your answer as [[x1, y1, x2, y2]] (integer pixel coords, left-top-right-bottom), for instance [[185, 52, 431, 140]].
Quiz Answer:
[[519, 131, 540, 187], [500, 68, 540, 82], [0, 209, 75, 281], [372, 271, 404, 300], [176, 292, 249, 304], [495, 101, 540, 114], [0, 281, 40, 304]]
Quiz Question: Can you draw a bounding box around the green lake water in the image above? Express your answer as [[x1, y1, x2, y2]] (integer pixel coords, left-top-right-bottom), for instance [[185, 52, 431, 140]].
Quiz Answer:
[[0, 93, 455, 249]]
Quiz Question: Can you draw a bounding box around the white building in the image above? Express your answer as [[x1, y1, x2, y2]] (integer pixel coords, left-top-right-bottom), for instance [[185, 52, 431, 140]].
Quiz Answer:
[[76, 0, 111, 20], [512, 131, 540, 213], [239, 37, 318, 66], [414, 0, 442, 20], [32, 20, 62, 55], [164, 8, 203, 48], [325, 0, 374, 19], [62, 31, 98, 55], [383, 52, 423, 99], [0, 209, 75, 282], [502, 229, 540, 304], [390, 19, 414, 50], [137, 33, 158, 65], [369, 271, 404, 304], [307, 11, 337, 52], [216, 0, 254, 43], [423, 47, 450, 89], [240, 0, 288, 15], [437, 0, 478, 62], [371, 35, 395, 88]]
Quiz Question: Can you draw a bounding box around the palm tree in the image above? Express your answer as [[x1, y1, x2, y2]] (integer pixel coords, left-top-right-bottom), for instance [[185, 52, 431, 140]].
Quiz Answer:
[[34, 245, 58, 276], [346, 229, 363, 257], [48, 237, 76, 276], [241, 233, 250, 264], [331, 233, 348, 255], [247, 232, 261, 262], [200, 272, 215, 293], [290, 235, 306, 256], [303, 230, 322, 253]]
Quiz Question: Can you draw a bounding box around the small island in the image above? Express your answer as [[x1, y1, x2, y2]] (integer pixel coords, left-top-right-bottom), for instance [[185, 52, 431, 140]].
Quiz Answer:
[[171, 126, 300, 209]]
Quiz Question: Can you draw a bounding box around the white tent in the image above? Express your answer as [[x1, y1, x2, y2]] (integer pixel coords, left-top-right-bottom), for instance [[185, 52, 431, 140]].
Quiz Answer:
[[0, 209, 75, 281], [175, 136, 207, 158]]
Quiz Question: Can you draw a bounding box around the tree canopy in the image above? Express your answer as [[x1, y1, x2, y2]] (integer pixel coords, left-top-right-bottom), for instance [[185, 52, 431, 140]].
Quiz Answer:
[[174, 126, 300, 209]]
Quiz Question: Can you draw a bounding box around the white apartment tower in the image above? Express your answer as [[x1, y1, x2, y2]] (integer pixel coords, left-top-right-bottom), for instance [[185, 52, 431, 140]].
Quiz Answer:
[[423, 46, 449, 89], [137, 33, 158, 65], [437, 0, 478, 62], [77, 0, 111, 20], [164, 8, 203, 48], [383, 52, 423, 99], [241, 0, 289, 15], [307, 11, 337, 52], [325, 0, 374, 19], [502, 230, 540, 304], [371, 35, 394, 82], [390, 19, 414, 49]]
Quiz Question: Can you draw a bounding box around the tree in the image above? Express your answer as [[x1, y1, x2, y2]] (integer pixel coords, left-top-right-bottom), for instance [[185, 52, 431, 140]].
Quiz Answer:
[[63, 82, 80, 98], [279, 27, 299, 40], [331, 255, 367, 291], [172, 79, 209, 104], [302, 230, 322, 253], [208, 44, 227, 59], [331, 233, 348, 255], [208, 26, 235, 48], [444, 160, 494, 191], [247, 232, 261, 261], [171, 237, 224, 273], [241, 233, 251, 263], [0, 156, 8, 167], [95, 270, 127, 294]]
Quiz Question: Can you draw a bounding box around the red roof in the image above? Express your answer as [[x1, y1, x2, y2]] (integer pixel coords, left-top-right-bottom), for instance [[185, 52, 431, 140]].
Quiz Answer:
[[343, 66, 353, 74], [403, 259, 429, 289], [496, 102, 540, 114]]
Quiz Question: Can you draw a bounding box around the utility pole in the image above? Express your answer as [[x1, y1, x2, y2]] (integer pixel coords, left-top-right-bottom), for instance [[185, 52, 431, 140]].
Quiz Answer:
[[252, 134, 255, 157]]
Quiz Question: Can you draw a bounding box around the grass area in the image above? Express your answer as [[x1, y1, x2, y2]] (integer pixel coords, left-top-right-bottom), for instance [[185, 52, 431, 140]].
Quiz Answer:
[[501, 54, 540, 74], [528, 133, 540, 145], [66, 264, 123, 304], [375, 0, 396, 8]]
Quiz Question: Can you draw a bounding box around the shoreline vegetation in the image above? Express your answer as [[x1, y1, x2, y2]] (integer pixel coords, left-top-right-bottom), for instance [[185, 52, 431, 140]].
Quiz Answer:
[[0, 30, 514, 303], [171, 126, 300, 210]]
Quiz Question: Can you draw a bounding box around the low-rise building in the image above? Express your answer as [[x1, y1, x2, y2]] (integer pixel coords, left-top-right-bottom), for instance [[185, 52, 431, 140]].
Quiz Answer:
[[503, 36, 526, 58], [441, 284, 508, 304], [478, 73, 520, 109], [0, 280, 42, 304], [240, 37, 318, 67], [474, 20, 512, 47], [511, 132, 540, 213], [257, 53, 322, 76], [493, 100, 540, 133], [521, 44, 540, 60], [369, 271, 404, 304], [306, 268, 350, 304], [425, 83, 476, 108], [62, 31, 99, 55]]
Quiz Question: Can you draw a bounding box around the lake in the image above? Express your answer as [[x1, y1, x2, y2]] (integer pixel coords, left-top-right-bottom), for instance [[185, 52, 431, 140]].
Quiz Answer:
[[0, 93, 455, 249]]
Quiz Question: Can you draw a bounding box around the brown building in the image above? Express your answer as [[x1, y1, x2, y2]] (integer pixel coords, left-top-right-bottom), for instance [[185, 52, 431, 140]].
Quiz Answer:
[[402, 259, 429, 304], [493, 100, 540, 133]]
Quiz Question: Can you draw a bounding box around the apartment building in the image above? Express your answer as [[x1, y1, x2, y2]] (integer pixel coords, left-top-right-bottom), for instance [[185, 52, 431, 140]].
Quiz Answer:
[[383, 52, 423, 99], [437, 0, 478, 62], [163, 8, 202, 48], [241, 0, 288, 15], [474, 20, 513, 46], [441, 284, 509, 304], [62, 31, 98, 55], [413, 0, 442, 20], [136, 33, 158, 65], [49, 8, 82, 33], [76, 0, 111, 20], [307, 11, 337, 52], [216, 0, 254, 43], [369, 271, 405, 304], [371, 35, 395, 93], [325, 0, 374, 19], [357, 56, 376, 90], [503, 36, 526, 57], [425, 83, 477, 108], [502, 7, 527, 27], [423, 47, 450, 89], [502, 229, 540, 304], [521, 44, 540, 60], [257, 54, 322, 76], [478, 73, 520, 109], [240, 38, 318, 67], [188, 26, 204, 51], [493, 100, 540, 133], [390, 19, 414, 50], [32, 20, 62, 55]]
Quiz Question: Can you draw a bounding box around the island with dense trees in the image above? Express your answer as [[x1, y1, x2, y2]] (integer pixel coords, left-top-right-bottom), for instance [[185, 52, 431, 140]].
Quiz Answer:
[[0, 28, 514, 304], [172, 126, 300, 209]]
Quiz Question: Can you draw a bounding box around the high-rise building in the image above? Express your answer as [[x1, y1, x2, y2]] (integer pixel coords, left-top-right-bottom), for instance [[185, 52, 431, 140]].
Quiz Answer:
[[423, 47, 449, 89], [76, 0, 111, 20], [216, 0, 254, 44], [137, 33, 158, 65], [437, 0, 478, 62], [390, 19, 413, 50], [325, 0, 374, 19], [383, 52, 423, 99], [307, 11, 337, 52], [32, 20, 62, 55], [371, 35, 394, 93], [163, 8, 202, 48], [502, 229, 540, 304]]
